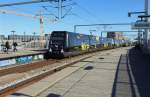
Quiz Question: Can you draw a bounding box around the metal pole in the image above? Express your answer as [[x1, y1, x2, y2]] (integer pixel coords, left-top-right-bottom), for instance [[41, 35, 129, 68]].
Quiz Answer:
[[58, 0, 59, 19], [13, 31, 14, 43], [58, 0, 62, 19], [138, 29, 140, 44], [23, 32, 26, 49], [145, 0, 148, 15], [24, 32, 26, 42], [11, 30, 15, 44], [101, 32, 103, 47], [102, 26, 106, 47], [143, 0, 149, 49], [142, 31, 144, 45], [60, 0, 63, 19], [89, 30, 92, 47], [33, 32, 36, 48], [113, 38, 115, 48], [74, 25, 76, 33]]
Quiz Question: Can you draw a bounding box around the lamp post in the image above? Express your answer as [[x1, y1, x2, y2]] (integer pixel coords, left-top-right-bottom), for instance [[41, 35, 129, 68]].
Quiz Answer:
[[101, 31, 103, 47], [11, 30, 15, 44], [23, 32, 26, 42], [33, 32, 36, 48]]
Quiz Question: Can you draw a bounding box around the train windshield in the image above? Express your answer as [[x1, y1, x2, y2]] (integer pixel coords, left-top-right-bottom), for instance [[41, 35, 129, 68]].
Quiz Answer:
[[49, 31, 66, 49]]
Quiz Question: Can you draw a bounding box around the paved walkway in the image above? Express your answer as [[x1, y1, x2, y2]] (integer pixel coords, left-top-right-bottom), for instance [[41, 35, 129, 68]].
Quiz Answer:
[[36, 48, 128, 97], [8, 47, 149, 97]]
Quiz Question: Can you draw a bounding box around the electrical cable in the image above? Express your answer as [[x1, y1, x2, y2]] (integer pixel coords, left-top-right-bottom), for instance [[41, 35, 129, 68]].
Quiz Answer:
[[73, 2, 103, 23]]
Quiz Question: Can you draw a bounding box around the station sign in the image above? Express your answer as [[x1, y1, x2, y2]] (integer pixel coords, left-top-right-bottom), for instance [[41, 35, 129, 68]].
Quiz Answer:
[[131, 22, 150, 29]]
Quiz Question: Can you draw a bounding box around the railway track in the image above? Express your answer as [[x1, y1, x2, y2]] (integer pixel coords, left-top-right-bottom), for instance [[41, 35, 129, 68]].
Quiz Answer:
[[0, 60, 57, 86], [0, 51, 96, 96], [0, 59, 56, 76]]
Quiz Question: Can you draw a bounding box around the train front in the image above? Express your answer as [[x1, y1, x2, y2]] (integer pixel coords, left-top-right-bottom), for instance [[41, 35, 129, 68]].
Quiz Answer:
[[48, 31, 66, 58]]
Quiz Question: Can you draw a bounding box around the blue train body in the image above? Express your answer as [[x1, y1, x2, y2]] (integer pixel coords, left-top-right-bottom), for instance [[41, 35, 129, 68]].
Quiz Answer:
[[46, 31, 129, 58]]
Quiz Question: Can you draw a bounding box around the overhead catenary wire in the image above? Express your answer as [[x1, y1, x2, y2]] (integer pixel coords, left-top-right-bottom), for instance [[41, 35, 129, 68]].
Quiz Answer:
[[63, 8, 94, 23], [71, 13, 94, 23], [73, 2, 103, 23]]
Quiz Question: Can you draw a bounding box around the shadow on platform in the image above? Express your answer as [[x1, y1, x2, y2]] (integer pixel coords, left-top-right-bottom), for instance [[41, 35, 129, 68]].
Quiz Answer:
[[84, 66, 94, 70], [46, 93, 61, 97], [111, 47, 150, 97], [11, 93, 31, 97]]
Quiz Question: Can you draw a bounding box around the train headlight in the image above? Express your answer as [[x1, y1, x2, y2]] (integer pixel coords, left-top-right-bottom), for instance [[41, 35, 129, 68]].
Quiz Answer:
[[49, 48, 52, 52], [61, 49, 64, 53]]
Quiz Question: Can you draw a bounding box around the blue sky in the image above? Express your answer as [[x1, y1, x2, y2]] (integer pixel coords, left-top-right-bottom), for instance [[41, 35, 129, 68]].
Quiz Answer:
[[0, 0, 149, 39]]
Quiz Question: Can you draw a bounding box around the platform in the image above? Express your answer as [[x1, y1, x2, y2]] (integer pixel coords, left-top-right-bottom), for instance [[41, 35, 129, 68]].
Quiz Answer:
[[7, 47, 150, 97], [0, 49, 46, 60]]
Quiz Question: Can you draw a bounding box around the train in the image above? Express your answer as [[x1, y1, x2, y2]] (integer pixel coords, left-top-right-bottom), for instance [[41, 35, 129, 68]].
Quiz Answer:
[[45, 31, 130, 58]]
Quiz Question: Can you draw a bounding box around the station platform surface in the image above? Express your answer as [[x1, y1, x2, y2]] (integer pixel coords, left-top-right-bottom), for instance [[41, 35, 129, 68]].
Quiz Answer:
[[7, 47, 150, 97], [0, 48, 46, 60]]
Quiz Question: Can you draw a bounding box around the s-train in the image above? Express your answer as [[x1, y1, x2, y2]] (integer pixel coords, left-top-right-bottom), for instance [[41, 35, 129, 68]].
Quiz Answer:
[[45, 31, 130, 58]]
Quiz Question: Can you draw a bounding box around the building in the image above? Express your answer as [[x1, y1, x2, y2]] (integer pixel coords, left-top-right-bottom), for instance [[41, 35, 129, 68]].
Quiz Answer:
[[8, 35, 46, 42], [0, 35, 6, 40], [0, 35, 7, 43], [107, 32, 124, 40]]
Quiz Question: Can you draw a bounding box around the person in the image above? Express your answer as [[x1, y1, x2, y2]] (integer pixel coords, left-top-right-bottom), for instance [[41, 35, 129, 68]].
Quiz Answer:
[[13, 42, 18, 52], [5, 41, 10, 53]]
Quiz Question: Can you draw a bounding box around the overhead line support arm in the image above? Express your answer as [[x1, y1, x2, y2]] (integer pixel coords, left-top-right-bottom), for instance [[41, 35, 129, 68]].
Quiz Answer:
[[0, 0, 56, 7]]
